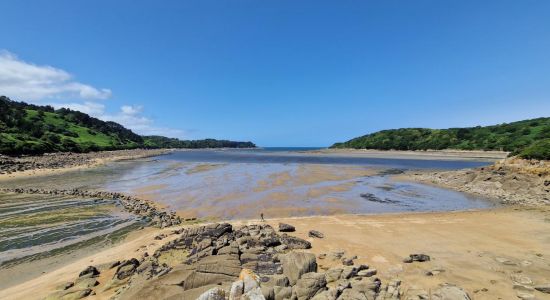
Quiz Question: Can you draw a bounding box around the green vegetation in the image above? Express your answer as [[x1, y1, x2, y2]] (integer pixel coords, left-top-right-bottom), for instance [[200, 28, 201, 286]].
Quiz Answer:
[[331, 118, 550, 160], [143, 136, 255, 149], [0, 96, 255, 155]]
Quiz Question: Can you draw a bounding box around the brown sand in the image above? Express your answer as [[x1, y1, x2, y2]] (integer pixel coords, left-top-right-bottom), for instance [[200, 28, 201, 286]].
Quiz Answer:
[[2, 207, 550, 300], [307, 149, 508, 161]]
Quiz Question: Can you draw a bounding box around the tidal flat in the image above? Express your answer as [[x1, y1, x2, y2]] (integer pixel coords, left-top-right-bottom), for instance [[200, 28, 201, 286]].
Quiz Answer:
[[0, 149, 501, 293]]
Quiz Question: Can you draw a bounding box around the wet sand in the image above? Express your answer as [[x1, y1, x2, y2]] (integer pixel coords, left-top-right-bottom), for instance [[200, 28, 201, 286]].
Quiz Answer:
[[2, 207, 550, 300], [306, 148, 508, 161]]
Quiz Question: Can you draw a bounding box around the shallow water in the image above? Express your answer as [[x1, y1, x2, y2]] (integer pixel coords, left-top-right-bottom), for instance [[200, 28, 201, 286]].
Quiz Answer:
[[1, 150, 496, 219], [0, 193, 139, 267]]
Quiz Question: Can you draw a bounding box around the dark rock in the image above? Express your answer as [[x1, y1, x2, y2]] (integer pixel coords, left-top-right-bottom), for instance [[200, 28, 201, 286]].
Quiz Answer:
[[115, 258, 140, 280], [308, 230, 324, 239], [78, 266, 99, 278], [278, 223, 296, 232], [280, 234, 312, 249]]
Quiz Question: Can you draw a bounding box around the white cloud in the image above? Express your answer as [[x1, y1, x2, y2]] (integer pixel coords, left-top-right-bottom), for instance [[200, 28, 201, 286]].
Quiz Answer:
[[50, 102, 186, 138], [49, 101, 106, 115], [1, 50, 185, 139], [0, 50, 111, 101], [102, 105, 186, 137]]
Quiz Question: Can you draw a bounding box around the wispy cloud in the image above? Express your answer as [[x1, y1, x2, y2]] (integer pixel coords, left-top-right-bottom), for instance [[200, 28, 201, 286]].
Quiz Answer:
[[1, 50, 185, 139], [49, 102, 186, 138], [0, 50, 111, 100]]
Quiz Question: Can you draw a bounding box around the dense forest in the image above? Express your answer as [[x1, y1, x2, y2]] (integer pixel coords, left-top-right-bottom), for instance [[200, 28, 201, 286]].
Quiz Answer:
[[331, 118, 550, 160], [0, 96, 256, 155]]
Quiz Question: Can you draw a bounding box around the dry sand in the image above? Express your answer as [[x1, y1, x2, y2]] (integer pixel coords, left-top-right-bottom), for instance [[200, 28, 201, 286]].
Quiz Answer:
[[2, 207, 550, 300]]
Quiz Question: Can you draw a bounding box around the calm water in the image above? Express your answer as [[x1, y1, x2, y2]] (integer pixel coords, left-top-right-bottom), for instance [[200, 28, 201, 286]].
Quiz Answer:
[[158, 149, 490, 169]]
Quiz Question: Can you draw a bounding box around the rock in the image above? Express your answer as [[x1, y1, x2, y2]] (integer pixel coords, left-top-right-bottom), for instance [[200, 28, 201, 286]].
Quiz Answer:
[[425, 267, 445, 276], [377, 279, 401, 300], [432, 284, 471, 300], [115, 258, 140, 280], [308, 230, 324, 238], [403, 257, 413, 263], [230, 280, 245, 300], [273, 286, 292, 300], [240, 269, 260, 294], [279, 252, 317, 285], [197, 287, 227, 300], [262, 274, 290, 287], [327, 250, 345, 260], [407, 254, 430, 262], [109, 261, 121, 269], [516, 291, 536, 300], [278, 223, 296, 232], [495, 257, 516, 265], [404, 287, 429, 300], [511, 274, 533, 286], [78, 266, 99, 278], [293, 272, 327, 300], [74, 277, 99, 289], [357, 268, 377, 277], [516, 292, 537, 300], [243, 287, 266, 300], [324, 268, 343, 283], [261, 286, 275, 300], [535, 284, 550, 293], [341, 258, 354, 266], [280, 234, 312, 250], [45, 288, 93, 300], [340, 266, 357, 280], [61, 282, 74, 290]]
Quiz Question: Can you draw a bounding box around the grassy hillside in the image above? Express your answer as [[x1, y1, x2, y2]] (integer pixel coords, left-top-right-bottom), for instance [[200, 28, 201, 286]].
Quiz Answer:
[[0, 96, 255, 155], [331, 118, 550, 160]]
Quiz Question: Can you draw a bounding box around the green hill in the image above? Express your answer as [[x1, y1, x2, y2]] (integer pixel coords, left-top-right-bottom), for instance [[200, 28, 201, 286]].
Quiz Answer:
[[0, 96, 255, 155], [331, 118, 550, 160]]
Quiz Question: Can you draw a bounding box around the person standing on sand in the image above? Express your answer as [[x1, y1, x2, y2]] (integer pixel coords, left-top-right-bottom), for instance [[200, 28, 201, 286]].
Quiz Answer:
[[260, 212, 265, 222]]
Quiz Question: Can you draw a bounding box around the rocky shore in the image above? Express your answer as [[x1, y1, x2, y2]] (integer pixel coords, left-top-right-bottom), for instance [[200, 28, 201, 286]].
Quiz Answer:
[[0, 149, 170, 177], [42, 222, 475, 300], [408, 158, 550, 206], [0, 188, 182, 228]]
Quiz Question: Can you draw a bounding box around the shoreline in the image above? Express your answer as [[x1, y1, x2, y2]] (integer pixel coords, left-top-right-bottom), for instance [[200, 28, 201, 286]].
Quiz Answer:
[[2, 206, 550, 300], [0, 149, 172, 182], [303, 148, 509, 161]]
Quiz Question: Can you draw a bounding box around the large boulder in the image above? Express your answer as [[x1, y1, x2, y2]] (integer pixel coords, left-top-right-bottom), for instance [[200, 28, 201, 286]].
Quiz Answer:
[[279, 252, 317, 285], [280, 234, 312, 250], [279, 223, 296, 232], [432, 284, 471, 300], [293, 272, 327, 300]]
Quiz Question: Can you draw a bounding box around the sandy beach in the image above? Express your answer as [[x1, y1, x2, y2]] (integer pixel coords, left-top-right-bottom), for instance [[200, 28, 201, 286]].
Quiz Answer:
[[1, 207, 549, 300]]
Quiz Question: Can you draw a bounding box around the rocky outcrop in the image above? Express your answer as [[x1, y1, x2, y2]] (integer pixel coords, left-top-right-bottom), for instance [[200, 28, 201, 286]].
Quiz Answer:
[[47, 222, 476, 300], [410, 158, 550, 206], [431, 284, 472, 300], [0, 188, 181, 228], [0, 149, 169, 176], [279, 252, 317, 285]]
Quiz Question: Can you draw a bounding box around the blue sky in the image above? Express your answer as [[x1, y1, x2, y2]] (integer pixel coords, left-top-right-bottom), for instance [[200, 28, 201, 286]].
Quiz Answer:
[[1, 1, 549, 146]]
